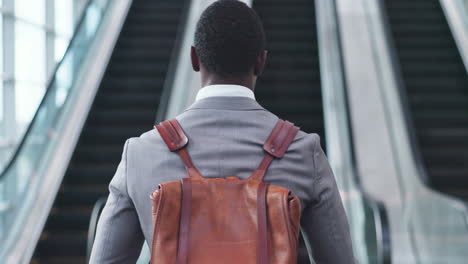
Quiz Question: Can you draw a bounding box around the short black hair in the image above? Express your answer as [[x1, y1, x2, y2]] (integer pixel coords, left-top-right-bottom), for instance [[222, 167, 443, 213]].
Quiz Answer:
[[194, 0, 266, 77]]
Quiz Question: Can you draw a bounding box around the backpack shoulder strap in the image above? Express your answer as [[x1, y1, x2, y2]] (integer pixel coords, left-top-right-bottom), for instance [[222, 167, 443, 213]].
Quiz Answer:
[[155, 119, 203, 180], [248, 119, 300, 182]]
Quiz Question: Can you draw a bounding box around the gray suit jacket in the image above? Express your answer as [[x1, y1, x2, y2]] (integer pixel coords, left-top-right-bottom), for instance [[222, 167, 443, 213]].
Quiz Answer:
[[89, 96, 355, 263]]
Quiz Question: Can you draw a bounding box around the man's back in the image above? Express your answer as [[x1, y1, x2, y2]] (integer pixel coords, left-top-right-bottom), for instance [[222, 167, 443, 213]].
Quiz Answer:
[[90, 96, 354, 263], [90, 1, 354, 262]]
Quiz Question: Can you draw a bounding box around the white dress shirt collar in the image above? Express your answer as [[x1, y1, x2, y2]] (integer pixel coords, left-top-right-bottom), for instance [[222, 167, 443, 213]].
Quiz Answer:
[[195, 84, 256, 102]]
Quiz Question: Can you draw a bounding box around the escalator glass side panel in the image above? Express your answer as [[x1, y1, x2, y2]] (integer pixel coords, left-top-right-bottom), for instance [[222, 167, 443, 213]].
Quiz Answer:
[[0, 0, 111, 255], [31, 1, 187, 263], [315, 1, 393, 263], [383, 0, 468, 200], [382, 0, 468, 262]]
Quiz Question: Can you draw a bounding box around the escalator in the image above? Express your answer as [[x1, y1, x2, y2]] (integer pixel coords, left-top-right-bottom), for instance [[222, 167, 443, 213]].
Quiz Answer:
[[253, 0, 324, 141], [383, 0, 468, 200], [31, 1, 186, 263], [252, 0, 322, 263]]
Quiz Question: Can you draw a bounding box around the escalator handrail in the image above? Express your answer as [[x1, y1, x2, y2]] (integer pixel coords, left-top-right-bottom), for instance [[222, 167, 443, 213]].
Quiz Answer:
[[0, 0, 95, 178], [439, 0, 468, 71], [318, 0, 392, 263], [86, 197, 107, 263], [360, 195, 391, 264], [337, 16, 393, 264]]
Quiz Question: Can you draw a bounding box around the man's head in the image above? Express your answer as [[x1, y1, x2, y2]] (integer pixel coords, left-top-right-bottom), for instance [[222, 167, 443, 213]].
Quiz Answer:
[[191, 0, 267, 88]]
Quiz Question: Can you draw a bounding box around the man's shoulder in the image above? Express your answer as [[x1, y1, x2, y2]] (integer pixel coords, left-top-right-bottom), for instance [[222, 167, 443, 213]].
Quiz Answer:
[[289, 129, 320, 157], [123, 114, 321, 158], [123, 127, 165, 157]]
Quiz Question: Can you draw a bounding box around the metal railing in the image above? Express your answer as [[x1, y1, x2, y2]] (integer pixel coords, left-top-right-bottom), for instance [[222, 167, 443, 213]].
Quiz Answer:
[[0, 0, 92, 178]]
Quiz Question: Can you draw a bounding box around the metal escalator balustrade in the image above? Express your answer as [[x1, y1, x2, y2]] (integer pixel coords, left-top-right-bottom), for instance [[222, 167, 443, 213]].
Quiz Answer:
[[315, 1, 391, 263], [383, 0, 468, 200], [252, 0, 322, 263], [0, 0, 121, 262], [31, 1, 187, 263]]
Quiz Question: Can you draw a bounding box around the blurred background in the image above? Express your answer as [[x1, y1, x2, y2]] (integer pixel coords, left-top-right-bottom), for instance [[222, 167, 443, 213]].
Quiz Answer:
[[0, 0, 88, 168], [0, 0, 466, 263]]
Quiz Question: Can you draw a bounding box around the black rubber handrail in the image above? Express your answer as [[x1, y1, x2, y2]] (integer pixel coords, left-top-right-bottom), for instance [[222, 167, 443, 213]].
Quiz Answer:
[[0, 0, 96, 178], [86, 197, 107, 262]]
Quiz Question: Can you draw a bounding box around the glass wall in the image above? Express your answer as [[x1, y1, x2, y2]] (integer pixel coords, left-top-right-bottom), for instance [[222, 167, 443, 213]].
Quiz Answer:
[[0, 0, 88, 171]]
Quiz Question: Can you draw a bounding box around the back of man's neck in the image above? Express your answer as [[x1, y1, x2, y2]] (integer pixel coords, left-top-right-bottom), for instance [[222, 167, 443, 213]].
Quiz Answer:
[[201, 76, 255, 92]]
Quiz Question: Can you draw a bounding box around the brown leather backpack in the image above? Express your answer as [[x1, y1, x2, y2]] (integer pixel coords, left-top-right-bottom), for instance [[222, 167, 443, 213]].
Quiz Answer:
[[150, 118, 302, 264]]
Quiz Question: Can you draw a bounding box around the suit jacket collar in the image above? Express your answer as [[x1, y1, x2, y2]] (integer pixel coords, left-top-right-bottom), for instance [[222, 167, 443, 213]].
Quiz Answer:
[[184, 96, 267, 112], [195, 84, 256, 101]]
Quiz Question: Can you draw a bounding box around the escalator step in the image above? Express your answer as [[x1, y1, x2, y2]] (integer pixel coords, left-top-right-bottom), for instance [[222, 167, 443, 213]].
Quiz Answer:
[[45, 206, 94, 232], [79, 125, 150, 144], [107, 63, 168, 76], [65, 163, 118, 185], [398, 49, 461, 60], [72, 145, 126, 163], [55, 184, 108, 208], [93, 93, 161, 108], [35, 232, 87, 257], [111, 50, 171, 62], [100, 77, 164, 89], [120, 24, 179, 36], [87, 108, 156, 125]]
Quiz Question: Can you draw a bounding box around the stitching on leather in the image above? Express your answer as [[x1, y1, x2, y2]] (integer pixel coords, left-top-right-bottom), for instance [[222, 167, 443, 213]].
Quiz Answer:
[[168, 120, 179, 135], [151, 185, 165, 260], [281, 191, 295, 252], [167, 121, 179, 143], [168, 120, 186, 147], [289, 196, 301, 248], [281, 125, 299, 155], [157, 125, 174, 150], [163, 121, 178, 146]]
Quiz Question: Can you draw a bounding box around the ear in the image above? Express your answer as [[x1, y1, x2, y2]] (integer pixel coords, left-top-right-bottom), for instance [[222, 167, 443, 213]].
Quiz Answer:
[[191, 46, 200, 72], [254, 50, 268, 76]]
